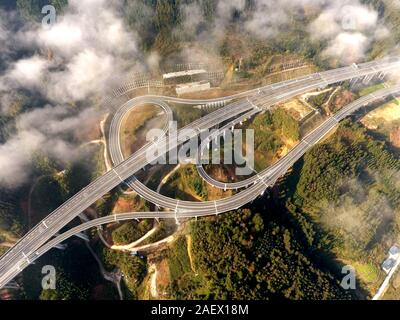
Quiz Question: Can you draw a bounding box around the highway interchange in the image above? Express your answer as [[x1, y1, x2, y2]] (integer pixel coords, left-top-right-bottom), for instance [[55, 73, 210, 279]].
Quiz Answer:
[[1, 56, 400, 288]]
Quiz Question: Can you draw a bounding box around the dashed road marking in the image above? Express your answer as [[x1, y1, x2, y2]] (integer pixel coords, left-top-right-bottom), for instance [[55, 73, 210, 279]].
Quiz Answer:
[[257, 174, 269, 188], [113, 169, 124, 183], [22, 252, 30, 264], [175, 200, 180, 225]]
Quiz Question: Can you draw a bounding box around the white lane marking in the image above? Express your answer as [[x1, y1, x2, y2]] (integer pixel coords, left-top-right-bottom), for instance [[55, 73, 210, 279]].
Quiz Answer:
[[302, 139, 311, 146], [22, 252, 30, 264], [175, 200, 180, 225], [113, 169, 124, 182], [214, 201, 218, 215], [114, 214, 117, 222], [246, 97, 259, 110], [42, 221, 48, 229], [257, 174, 269, 188]]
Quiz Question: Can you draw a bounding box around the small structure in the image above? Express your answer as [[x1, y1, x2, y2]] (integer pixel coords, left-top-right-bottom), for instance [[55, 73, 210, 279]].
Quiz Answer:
[[389, 245, 400, 259], [163, 69, 207, 85], [163, 69, 207, 80], [382, 258, 397, 274], [176, 81, 211, 95], [381, 244, 400, 274]]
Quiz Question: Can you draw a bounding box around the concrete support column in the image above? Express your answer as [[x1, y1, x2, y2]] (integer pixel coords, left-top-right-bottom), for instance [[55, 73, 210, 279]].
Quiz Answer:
[[74, 232, 89, 242], [4, 280, 19, 289], [54, 243, 67, 250]]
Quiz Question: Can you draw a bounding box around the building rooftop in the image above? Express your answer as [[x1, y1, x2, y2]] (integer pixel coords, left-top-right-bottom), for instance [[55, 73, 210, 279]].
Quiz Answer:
[[389, 245, 400, 257], [163, 69, 207, 79], [382, 258, 396, 272]]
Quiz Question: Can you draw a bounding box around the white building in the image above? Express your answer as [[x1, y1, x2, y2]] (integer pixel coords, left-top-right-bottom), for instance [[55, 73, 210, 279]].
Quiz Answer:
[[389, 245, 400, 259], [381, 244, 400, 274], [162, 69, 207, 80], [382, 258, 397, 274]]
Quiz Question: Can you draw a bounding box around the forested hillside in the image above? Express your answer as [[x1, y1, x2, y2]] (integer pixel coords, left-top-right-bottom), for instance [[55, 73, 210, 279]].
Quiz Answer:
[[281, 119, 400, 293], [166, 118, 400, 300], [166, 207, 353, 300]]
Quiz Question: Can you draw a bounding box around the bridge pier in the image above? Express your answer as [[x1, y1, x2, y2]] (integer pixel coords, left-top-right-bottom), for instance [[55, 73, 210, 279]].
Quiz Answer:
[[74, 232, 89, 241], [79, 213, 89, 222], [3, 280, 19, 290], [378, 72, 386, 80], [54, 243, 68, 250], [350, 77, 359, 88], [363, 74, 374, 85]]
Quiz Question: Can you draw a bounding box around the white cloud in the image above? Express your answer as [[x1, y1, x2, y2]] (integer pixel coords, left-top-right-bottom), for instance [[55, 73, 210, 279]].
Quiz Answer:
[[216, 0, 246, 21], [47, 49, 114, 102], [0, 104, 101, 187], [244, 0, 289, 39], [0, 130, 43, 187], [308, 0, 388, 63], [3, 0, 139, 105], [8, 56, 49, 89], [322, 32, 369, 64], [0, 0, 141, 187], [37, 22, 84, 56]]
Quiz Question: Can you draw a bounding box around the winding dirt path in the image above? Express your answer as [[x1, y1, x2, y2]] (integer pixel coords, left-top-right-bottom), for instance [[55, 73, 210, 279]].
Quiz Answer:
[[149, 264, 158, 298], [111, 223, 159, 251], [186, 235, 197, 275]]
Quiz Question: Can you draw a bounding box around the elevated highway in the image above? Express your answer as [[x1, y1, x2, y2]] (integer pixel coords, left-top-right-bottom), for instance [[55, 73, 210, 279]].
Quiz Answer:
[[8, 83, 400, 275], [1, 57, 400, 288]]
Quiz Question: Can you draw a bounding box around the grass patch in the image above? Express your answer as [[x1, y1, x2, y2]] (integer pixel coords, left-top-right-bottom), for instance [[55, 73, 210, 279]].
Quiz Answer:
[[120, 104, 161, 158], [352, 262, 380, 285], [112, 219, 153, 245], [358, 83, 386, 97]]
